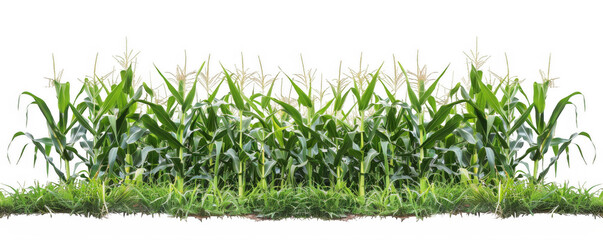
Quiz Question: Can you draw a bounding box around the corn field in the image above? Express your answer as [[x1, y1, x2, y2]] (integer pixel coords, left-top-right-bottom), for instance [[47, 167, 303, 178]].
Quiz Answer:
[[8, 49, 595, 199]]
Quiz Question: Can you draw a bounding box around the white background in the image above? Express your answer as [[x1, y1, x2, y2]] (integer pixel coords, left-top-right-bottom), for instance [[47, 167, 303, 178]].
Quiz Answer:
[[1, 0, 602, 239]]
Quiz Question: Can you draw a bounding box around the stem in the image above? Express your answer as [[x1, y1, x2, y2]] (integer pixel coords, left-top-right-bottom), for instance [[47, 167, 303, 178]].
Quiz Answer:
[[359, 111, 365, 198], [208, 144, 213, 167], [260, 142, 267, 191], [472, 148, 478, 179], [125, 153, 132, 181], [336, 166, 343, 190], [418, 110, 424, 176], [385, 144, 393, 191], [238, 111, 245, 196], [101, 181, 107, 213], [335, 110, 343, 190], [212, 143, 219, 192], [533, 159, 539, 183], [64, 159, 71, 180], [179, 114, 185, 167], [417, 76, 425, 176], [213, 157, 219, 192], [176, 109, 185, 193], [307, 107, 313, 187]]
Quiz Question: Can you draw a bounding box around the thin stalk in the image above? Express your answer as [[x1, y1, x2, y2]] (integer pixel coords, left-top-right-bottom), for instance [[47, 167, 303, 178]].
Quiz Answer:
[[125, 153, 132, 181], [238, 110, 244, 196], [385, 144, 393, 191], [64, 159, 71, 180], [306, 109, 313, 187], [472, 148, 478, 177], [418, 111, 424, 168], [533, 159, 539, 181], [416, 68, 426, 176], [212, 145, 219, 191], [335, 110, 344, 190], [260, 141, 267, 191], [359, 110, 365, 198], [176, 110, 185, 193], [208, 144, 213, 166]]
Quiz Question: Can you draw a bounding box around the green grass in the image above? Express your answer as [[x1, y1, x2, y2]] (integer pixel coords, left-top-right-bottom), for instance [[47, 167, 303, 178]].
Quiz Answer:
[[4, 43, 598, 219], [1, 180, 602, 219]]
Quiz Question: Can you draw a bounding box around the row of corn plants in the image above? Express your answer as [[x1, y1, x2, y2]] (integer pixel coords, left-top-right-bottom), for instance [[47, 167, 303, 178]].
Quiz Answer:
[[8, 50, 595, 199]]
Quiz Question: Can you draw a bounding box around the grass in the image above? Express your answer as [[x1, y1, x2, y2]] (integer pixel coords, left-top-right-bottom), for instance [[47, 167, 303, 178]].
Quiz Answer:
[[1, 180, 602, 220], [3, 42, 599, 219]]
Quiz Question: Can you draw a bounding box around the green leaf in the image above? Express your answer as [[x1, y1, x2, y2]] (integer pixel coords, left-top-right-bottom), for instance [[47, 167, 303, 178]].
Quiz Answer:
[[533, 82, 545, 113], [419, 64, 449, 105], [363, 149, 379, 172], [138, 100, 178, 132], [95, 83, 124, 123], [421, 115, 462, 149], [425, 100, 464, 132], [479, 80, 505, 120], [126, 127, 146, 145], [68, 104, 96, 135], [359, 64, 382, 111], [539, 131, 595, 181], [484, 147, 497, 174], [20, 92, 58, 133], [9, 131, 66, 181], [142, 82, 154, 97], [333, 88, 350, 112], [470, 65, 482, 94], [140, 115, 183, 149], [108, 147, 119, 175], [455, 127, 477, 144], [104, 116, 116, 139], [316, 99, 334, 116], [222, 65, 245, 110], [380, 79, 397, 103], [182, 61, 205, 111], [121, 65, 134, 94], [286, 74, 313, 108], [261, 75, 277, 109], [225, 148, 240, 173], [264, 160, 277, 178], [272, 98, 304, 127], [545, 92, 583, 133], [399, 62, 420, 111], [183, 77, 197, 111], [508, 104, 534, 135], [208, 78, 224, 103], [57, 82, 70, 113], [155, 65, 183, 105], [334, 133, 354, 167]]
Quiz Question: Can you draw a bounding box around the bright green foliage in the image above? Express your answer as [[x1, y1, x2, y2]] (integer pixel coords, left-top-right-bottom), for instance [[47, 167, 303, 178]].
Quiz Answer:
[[1, 180, 603, 219], [7, 52, 596, 200]]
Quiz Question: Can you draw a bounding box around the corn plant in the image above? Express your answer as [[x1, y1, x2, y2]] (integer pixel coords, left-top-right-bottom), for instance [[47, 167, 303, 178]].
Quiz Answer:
[[8, 49, 596, 199]]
